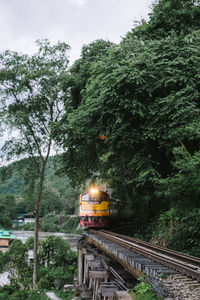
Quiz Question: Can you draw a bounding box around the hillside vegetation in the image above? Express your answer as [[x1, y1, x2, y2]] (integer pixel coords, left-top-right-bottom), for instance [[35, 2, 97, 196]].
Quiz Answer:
[[53, 0, 200, 256], [0, 156, 79, 225]]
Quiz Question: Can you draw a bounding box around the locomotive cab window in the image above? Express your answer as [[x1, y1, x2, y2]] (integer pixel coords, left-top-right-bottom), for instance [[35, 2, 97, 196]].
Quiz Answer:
[[81, 194, 89, 201], [89, 190, 108, 202]]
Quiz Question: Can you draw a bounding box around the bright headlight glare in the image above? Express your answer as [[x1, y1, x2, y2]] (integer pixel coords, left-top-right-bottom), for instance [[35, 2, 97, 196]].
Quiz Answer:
[[90, 187, 98, 194]]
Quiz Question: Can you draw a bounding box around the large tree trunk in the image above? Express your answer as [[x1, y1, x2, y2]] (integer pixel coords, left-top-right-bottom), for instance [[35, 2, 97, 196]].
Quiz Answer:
[[33, 140, 51, 287], [33, 163, 46, 287]]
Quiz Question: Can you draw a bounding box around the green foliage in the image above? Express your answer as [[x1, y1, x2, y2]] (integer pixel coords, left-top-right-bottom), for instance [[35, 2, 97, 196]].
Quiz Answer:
[[20, 214, 80, 233], [134, 281, 153, 295], [0, 39, 72, 285], [10, 290, 48, 300], [129, 277, 157, 300], [5, 239, 32, 285], [0, 194, 17, 228], [60, 215, 80, 233], [131, 0, 200, 40], [39, 236, 77, 268], [39, 214, 59, 232], [55, 289, 75, 300], [0, 284, 20, 296], [0, 285, 47, 299], [37, 236, 77, 289], [151, 208, 200, 256], [158, 148, 200, 207], [64, 39, 115, 110], [0, 156, 80, 216], [20, 222, 35, 231], [3, 236, 77, 291], [53, 0, 200, 227], [0, 250, 5, 273], [25, 236, 34, 250]]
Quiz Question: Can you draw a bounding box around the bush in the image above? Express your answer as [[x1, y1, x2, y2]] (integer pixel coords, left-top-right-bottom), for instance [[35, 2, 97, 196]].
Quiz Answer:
[[5, 239, 32, 285], [39, 214, 60, 232], [55, 289, 75, 300], [38, 236, 77, 287], [37, 276, 51, 289], [60, 215, 80, 233], [151, 208, 200, 256], [129, 278, 157, 300], [3, 235, 77, 293], [0, 293, 9, 300], [0, 284, 20, 295], [0, 286, 48, 299], [0, 250, 5, 272], [39, 236, 77, 267], [20, 222, 35, 231], [9, 290, 48, 300]]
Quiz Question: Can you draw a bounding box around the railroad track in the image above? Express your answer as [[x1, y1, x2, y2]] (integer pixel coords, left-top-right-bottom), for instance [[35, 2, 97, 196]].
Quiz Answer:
[[89, 229, 200, 282]]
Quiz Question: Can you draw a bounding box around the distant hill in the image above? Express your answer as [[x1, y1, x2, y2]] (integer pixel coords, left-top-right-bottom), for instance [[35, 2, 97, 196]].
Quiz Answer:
[[0, 156, 80, 215]]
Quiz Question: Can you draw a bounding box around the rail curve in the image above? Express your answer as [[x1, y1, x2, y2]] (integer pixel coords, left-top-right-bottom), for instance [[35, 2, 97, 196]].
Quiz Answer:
[[89, 229, 200, 281]]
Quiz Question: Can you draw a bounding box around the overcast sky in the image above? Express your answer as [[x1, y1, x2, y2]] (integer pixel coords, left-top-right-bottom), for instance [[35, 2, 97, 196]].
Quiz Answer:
[[0, 0, 153, 164], [0, 0, 152, 63]]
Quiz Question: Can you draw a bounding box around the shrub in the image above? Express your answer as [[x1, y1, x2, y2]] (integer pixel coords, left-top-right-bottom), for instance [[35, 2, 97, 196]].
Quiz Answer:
[[151, 208, 200, 256], [55, 289, 75, 300], [39, 214, 60, 232], [0, 293, 9, 300], [3, 235, 77, 293], [0, 250, 5, 272], [6, 239, 32, 284], [129, 277, 157, 300], [9, 290, 48, 300], [20, 222, 35, 231], [0, 284, 20, 295], [60, 215, 79, 233], [38, 236, 77, 286]]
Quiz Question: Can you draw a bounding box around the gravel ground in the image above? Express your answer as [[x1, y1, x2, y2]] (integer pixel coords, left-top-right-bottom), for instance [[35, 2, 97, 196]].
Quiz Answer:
[[161, 274, 200, 300]]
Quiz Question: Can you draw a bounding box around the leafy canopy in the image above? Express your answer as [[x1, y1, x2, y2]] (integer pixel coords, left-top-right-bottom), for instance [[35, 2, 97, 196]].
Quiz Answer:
[[54, 0, 200, 221]]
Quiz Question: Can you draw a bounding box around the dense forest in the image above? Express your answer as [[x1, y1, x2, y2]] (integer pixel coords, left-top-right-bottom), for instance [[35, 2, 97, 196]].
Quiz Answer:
[[0, 157, 79, 215], [1, 0, 200, 260], [54, 0, 200, 255], [0, 156, 80, 232]]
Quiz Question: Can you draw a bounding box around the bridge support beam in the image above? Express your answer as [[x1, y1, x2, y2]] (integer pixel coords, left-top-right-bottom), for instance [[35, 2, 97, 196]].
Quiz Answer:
[[78, 247, 87, 285], [77, 240, 133, 299]]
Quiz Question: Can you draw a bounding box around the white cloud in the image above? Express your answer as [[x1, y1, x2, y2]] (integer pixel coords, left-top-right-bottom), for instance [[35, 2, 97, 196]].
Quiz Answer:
[[69, 0, 87, 6], [0, 0, 152, 59]]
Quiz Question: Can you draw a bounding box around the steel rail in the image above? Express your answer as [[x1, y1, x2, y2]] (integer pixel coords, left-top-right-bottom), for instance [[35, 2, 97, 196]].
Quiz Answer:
[[89, 229, 200, 281], [101, 230, 200, 267]]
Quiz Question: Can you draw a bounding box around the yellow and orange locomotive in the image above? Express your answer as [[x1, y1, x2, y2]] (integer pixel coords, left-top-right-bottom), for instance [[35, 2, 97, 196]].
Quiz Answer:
[[79, 187, 110, 228]]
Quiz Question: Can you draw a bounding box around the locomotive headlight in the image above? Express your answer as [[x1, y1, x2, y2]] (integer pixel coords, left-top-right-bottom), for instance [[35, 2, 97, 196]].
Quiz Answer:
[[90, 187, 99, 194]]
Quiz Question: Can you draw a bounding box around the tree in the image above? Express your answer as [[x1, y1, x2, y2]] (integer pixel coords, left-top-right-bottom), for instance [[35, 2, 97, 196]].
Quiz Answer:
[[0, 39, 70, 286], [66, 39, 115, 109], [39, 182, 62, 217], [6, 239, 30, 285], [129, 0, 200, 40], [53, 39, 115, 183], [0, 194, 16, 228], [3, 236, 77, 293], [54, 0, 200, 221]]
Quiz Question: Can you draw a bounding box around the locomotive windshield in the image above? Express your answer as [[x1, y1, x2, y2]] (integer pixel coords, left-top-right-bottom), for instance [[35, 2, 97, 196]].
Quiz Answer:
[[81, 194, 89, 201], [81, 188, 109, 203], [89, 192, 103, 202]]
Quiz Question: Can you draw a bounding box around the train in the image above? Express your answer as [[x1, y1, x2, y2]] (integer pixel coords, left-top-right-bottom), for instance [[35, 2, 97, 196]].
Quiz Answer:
[[79, 187, 118, 228]]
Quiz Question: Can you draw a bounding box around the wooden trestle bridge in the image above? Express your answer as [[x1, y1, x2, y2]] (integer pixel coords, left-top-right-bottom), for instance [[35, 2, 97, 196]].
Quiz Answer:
[[77, 229, 200, 300]]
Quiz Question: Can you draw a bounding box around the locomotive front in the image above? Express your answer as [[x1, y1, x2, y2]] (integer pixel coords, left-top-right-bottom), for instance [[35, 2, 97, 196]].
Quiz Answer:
[[79, 187, 110, 228]]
